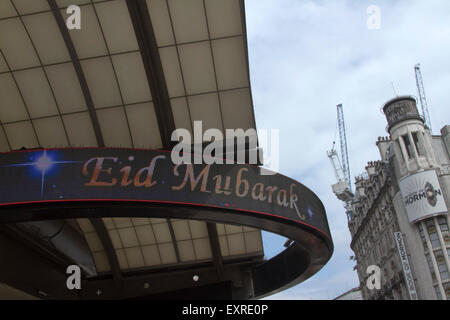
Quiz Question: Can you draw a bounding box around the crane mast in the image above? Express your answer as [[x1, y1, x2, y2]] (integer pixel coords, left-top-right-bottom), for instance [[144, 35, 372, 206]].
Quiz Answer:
[[414, 64, 433, 133], [327, 104, 354, 221], [337, 104, 352, 193]]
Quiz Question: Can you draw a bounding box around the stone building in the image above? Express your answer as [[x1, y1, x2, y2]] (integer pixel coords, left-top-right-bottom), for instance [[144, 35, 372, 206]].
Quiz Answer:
[[348, 96, 450, 300]]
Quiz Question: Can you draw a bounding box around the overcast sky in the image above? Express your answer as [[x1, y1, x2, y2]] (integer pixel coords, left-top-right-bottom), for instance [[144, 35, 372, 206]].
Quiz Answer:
[[245, 0, 450, 299]]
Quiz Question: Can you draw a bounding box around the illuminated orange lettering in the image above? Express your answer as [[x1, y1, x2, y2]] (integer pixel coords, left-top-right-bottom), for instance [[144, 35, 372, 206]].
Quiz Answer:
[[82, 157, 118, 186], [172, 164, 211, 192], [235, 168, 249, 198], [133, 155, 165, 187], [265, 186, 278, 203], [120, 166, 133, 186], [251, 183, 266, 201], [290, 184, 304, 220], [213, 175, 232, 195], [277, 189, 289, 207]]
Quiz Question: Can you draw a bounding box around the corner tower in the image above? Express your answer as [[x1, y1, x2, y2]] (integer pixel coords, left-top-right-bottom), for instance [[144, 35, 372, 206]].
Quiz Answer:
[[383, 96, 437, 178]]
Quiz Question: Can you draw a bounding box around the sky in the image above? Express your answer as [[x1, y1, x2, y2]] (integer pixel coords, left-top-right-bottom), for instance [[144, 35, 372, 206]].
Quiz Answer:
[[244, 0, 450, 299]]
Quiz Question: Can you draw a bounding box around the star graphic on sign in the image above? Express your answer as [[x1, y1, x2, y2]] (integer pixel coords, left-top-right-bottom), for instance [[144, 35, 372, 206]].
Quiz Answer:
[[1, 150, 81, 198]]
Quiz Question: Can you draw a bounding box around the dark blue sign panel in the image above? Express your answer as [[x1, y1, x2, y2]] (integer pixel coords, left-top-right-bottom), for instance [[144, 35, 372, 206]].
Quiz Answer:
[[0, 148, 331, 240]]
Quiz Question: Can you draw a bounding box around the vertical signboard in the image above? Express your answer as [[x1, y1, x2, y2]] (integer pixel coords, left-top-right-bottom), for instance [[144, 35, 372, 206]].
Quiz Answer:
[[394, 232, 418, 300], [399, 170, 448, 223]]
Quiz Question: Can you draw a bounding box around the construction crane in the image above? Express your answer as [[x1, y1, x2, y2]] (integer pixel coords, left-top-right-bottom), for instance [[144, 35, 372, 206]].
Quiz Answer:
[[337, 104, 352, 192], [414, 64, 433, 133], [327, 104, 354, 221]]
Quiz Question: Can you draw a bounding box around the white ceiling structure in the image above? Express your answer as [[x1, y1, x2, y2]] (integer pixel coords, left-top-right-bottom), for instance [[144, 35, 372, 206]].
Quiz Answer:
[[78, 217, 263, 273], [0, 0, 263, 279], [0, 0, 256, 150]]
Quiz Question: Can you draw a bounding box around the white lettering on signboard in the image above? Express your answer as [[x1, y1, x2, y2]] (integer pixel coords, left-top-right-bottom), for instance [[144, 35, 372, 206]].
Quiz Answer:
[[394, 232, 418, 300]]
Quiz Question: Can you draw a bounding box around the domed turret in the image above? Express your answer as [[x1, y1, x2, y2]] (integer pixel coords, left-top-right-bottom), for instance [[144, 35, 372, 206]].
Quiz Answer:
[[382, 96, 437, 177]]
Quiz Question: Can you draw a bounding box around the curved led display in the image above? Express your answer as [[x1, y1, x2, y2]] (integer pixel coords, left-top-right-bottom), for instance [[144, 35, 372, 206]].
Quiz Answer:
[[0, 148, 331, 241]]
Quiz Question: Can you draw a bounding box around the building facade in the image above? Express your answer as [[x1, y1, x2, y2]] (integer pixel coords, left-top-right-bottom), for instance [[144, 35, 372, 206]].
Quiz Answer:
[[348, 96, 450, 300]]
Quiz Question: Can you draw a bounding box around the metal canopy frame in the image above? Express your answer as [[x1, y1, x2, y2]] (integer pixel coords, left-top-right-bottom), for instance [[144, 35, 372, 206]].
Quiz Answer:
[[47, 0, 122, 289], [126, 0, 176, 150], [125, 0, 227, 280]]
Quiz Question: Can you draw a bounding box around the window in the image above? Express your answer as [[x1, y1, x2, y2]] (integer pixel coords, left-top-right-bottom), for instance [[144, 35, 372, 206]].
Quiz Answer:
[[438, 217, 449, 232], [396, 139, 405, 162], [435, 286, 442, 300], [402, 134, 414, 159], [418, 224, 427, 249], [444, 282, 450, 300], [390, 260, 396, 274], [434, 250, 449, 280], [386, 234, 391, 251], [426, 253, 436, 282], [429, 232, 440, 248], [438, 217, 450, 245], [411, 132, 423, 156], [426, 220, 440, 249]]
